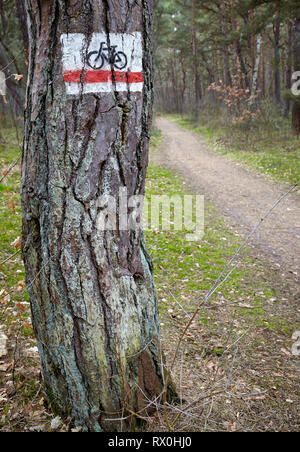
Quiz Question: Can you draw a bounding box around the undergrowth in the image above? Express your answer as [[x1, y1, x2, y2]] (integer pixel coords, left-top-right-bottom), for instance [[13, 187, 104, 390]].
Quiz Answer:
[[168, 104, 300, 185], [0, 127, 299, 432]]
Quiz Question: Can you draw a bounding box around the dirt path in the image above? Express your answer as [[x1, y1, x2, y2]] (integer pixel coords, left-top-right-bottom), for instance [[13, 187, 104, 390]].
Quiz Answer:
[[154, 117, 300, 278]]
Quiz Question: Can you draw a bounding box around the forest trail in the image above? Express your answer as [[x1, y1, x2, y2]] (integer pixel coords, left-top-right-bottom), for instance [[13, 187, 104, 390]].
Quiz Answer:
[[154, 117, 300, 277]]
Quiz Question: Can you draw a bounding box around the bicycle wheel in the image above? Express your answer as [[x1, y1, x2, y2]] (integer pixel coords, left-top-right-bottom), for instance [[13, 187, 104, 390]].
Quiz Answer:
[[87, 51, 104, 70], [113, 51, 127, 70]]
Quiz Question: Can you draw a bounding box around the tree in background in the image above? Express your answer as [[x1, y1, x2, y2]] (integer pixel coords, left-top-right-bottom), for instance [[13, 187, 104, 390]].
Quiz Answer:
[[0, 0, 26, 116], [154, 0, 300, 131], [292, 16, 300, 134]]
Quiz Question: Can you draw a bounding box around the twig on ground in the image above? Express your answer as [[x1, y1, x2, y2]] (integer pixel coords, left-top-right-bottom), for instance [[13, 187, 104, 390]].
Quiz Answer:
[[161, 181, 299, 429], [0, 157, 21, 185], [0, 249, 21, 266]]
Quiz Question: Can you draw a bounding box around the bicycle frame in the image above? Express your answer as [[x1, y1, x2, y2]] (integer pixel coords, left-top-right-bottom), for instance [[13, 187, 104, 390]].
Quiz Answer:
[[87, 41, 128, 71], [96, 42, 118, 64]]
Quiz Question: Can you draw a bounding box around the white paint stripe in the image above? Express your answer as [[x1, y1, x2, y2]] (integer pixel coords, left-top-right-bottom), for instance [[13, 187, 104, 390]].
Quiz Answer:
[[65, 82, 144, 95]]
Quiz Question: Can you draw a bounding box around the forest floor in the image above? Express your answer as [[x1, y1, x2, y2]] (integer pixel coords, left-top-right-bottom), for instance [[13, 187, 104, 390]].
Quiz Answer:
[[146, 121, 300, 432], [0, 125, 299, 432]]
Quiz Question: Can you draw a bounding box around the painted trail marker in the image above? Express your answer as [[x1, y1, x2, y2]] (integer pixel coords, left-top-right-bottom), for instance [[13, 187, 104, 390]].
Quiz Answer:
[[61, 33, 144, 95]]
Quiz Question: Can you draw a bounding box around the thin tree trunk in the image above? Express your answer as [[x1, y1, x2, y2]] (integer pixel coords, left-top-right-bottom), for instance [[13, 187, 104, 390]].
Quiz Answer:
[[171, 55, 179, 113], [21, 0, 176, 432], [0, 0, 7, 36], [15, 0, 29, 50], [192, 0, 202, 113], [180, 57, 187, 113], [273, 17, 281, 105], [285, 20, 293, 117], [292, 17, 300, 134], [250, 33, 262, 104], [221, 1, 232, 87], [230, 0, 239, 75], [260, 31, 266, 97], [236, 39, 250, 89], [250, 9, 255, 77]]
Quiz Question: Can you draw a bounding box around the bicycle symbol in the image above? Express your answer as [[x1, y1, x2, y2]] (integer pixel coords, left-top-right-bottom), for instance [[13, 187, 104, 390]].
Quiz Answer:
[[87, 42, 128, 70]]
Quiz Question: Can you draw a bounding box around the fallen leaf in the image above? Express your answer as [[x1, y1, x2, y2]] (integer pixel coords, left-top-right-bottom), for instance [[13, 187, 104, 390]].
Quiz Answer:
[[7, 197, 15, 215], [16, 302, 25, 312]]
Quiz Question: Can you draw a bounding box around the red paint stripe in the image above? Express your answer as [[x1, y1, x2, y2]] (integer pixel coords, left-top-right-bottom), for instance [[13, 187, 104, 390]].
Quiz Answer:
[[64, 70, 143, 84]]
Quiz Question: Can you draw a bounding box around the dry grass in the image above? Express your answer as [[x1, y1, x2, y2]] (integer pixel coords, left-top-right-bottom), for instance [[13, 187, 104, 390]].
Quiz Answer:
[[0, 129, 299, 432]]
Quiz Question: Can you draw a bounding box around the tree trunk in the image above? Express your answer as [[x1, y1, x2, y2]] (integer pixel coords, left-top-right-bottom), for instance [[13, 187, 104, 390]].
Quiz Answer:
[[230, 0, 239, 75], [292, 17, 300, 134], [15, 0, 29, 50], [236, 39, 250, 89], [171, 55, 179, 113], [273, 17, 281, 105], [180, 57, 187, 114], [284, 20, 292, 117], [250, 33, 262, 105], [0, 0, 7, 36], [250, 10, 255, 77], [21, 0, 176, 432], [192, 0, 202, 114], [260, 31, 266, 97], [221, 1, 232, 87]]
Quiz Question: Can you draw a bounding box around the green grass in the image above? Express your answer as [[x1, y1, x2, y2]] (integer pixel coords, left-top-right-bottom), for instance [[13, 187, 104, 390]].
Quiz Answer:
[[0, 125, 297, 337], [0, 126, 299, 431], [145, 164, 257, 309], [0, 128, 22, 162], [145, 132, 299, 340], [169, 114, 300, 185], [0, 128, 28, 330], [144, 144, 299, 433]]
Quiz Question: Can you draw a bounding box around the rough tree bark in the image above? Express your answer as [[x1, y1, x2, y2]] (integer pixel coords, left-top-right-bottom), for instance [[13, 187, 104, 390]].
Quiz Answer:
[[21, 0, 175, 432]]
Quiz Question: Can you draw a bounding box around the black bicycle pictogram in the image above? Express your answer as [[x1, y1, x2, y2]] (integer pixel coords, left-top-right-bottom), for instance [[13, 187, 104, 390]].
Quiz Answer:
[[87, 42, 128, 70]]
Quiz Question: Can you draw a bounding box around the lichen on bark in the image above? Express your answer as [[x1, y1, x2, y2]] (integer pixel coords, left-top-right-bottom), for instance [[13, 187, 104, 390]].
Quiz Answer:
[[21, 0, 176, 432]]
